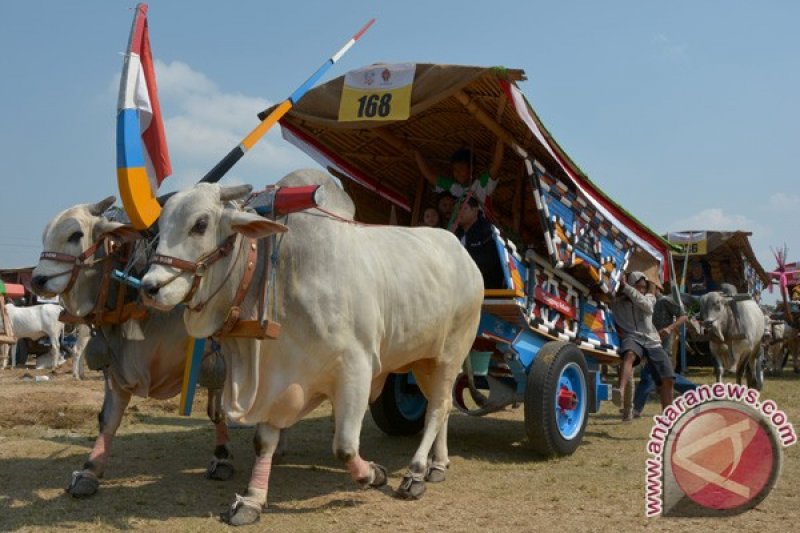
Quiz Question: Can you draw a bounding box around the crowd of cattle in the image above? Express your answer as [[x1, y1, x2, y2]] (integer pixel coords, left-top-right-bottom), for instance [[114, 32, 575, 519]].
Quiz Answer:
[[1, 168, 799, 525]]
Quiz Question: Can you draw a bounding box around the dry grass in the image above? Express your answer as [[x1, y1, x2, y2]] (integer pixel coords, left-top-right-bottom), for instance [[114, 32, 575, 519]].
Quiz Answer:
[[0, 364, 798, 532]]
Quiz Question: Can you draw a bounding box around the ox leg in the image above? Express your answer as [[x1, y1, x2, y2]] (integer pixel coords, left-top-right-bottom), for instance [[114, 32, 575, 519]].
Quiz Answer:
[[67, 369, 131, 498], [396, 362, 457, 499], [221, 422, 280, 526], [735, 356, 747, 386], [1, 344, 7, 369], [713, 359, 723, 382], [206, 389, 235, 481], [331, 373, 388, 490]]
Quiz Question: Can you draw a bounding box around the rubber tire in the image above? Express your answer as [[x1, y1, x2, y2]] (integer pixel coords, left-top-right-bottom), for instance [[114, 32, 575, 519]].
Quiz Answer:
[[370, 373, 427, 436], [524, 341, 589, 457]]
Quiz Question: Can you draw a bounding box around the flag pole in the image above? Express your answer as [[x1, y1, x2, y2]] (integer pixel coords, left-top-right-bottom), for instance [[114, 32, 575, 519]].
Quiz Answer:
[[199, 18, 376, 185]]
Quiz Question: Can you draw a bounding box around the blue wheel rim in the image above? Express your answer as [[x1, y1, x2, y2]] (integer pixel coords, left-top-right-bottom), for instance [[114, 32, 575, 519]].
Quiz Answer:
[[554, 362, 586, 440], [394, 373, 427, 421]]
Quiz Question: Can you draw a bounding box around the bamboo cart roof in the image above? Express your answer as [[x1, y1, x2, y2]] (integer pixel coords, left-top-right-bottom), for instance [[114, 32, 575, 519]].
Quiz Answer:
[[262, 63, 673, 281], [667, 231, 770, 287]]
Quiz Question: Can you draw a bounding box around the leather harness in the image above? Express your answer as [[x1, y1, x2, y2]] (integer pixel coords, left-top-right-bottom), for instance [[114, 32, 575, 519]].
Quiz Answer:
[[148, 234, 280, 339], [40, 234, 148, 326]]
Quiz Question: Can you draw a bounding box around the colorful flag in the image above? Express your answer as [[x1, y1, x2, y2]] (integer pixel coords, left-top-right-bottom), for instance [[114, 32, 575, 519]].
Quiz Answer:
[[117, 3, 171, 226]]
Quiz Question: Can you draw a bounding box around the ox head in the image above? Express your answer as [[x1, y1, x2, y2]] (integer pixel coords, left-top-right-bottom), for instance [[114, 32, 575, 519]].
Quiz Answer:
[[32, 196, 139, 317], [140, 183, 287, 333], [697, 291, 733, 343]]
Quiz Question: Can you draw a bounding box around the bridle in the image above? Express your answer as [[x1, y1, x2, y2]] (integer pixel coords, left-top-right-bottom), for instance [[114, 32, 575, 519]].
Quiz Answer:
[[39, 234, 116, 294], [148, 234, 246, 313]]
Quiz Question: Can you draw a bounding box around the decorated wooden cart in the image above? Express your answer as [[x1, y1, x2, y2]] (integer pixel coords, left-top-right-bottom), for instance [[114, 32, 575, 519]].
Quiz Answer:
[[263, 63, 673, 456]]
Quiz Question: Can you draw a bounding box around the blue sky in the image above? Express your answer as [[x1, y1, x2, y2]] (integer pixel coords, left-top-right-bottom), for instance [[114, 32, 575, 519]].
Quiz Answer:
[[1, 1, 798, 302]]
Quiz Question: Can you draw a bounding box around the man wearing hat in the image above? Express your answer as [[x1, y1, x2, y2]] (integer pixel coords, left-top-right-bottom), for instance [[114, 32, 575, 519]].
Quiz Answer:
[[611, 271, 676, 421]]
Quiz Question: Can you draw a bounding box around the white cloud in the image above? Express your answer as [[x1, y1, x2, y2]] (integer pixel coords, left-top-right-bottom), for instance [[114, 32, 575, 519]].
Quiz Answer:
[[768, 192, 800, 212], [669, 208, 762, 233], [653, 34, 688, 61]]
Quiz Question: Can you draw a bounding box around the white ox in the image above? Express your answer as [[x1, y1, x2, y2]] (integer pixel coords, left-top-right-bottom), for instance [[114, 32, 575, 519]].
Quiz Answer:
[[141, 169, 484, 526], [31, 197, 237, 498], [3, 302, 64, 369], [766, 321, 800, 375], [699, 291, 766, 389]]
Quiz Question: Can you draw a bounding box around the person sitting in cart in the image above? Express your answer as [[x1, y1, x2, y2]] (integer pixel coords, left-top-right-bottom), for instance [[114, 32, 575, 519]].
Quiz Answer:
[[435, 191, 457, 227], [611, 271, 675, 422], [455, 196, 505, 289], [414, 140, 504, 204], [419, 206, 441, 228]]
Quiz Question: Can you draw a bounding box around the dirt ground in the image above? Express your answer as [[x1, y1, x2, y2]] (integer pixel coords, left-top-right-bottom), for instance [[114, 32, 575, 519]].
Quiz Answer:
[[0, 362, 797, 532]]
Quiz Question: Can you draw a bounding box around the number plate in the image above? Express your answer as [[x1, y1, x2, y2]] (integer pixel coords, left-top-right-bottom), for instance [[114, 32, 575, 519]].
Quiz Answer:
[[338, 63, 416, 122]]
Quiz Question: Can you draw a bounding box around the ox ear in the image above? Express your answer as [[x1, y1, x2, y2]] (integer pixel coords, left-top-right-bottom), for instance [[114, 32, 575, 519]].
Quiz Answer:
[[89, 196, 117, 216], [93, 218, 141, 243], [228, 210, 288, 239], [220, 184, 253, 202]]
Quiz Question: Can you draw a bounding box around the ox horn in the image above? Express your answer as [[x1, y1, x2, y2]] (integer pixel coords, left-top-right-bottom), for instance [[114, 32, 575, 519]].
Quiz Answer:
[[89, 196, 117, 216], [156, 191, 176, 206], [219, 184, 253, 202]]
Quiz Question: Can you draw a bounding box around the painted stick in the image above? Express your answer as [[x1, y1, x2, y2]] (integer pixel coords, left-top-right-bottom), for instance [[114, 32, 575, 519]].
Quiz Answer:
[[179, 337, 207, 416], [117, 3, 173, 230], [199, 18, 375, 185]]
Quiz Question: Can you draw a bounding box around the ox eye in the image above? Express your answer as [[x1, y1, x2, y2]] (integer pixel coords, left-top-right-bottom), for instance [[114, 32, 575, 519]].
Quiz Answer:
[[191, 216, 209, 235], [68, 231, 84, 244]]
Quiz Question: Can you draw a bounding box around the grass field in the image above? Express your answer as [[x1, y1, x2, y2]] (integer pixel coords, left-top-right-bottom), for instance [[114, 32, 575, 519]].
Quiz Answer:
[[0, 364, 797, 532]]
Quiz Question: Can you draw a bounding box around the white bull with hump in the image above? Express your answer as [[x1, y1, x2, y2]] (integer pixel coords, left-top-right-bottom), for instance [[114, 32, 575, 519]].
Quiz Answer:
[[699, 290, 766, 389], [31, 197, 238, 498], [140, 169, 484, 526]]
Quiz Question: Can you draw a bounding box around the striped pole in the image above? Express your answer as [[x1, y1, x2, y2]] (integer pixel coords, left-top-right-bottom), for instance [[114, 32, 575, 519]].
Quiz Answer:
[[199, 18, 375, 184], [176, 19, 374, 417], [179, 337, 207, 416]]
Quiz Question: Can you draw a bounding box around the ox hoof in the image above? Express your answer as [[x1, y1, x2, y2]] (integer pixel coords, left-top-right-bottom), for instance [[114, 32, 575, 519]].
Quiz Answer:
[[358, 462, 388, 489], [425, 465, 446, 483], [66, 471, 99, 498], [206, 459, 235, 481], [220, 499, 261, 526], [395, 474, 426, 500]]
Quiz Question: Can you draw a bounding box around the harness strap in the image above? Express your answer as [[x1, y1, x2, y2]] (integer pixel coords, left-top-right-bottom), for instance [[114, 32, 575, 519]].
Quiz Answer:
[[39, 236, 111, 294], [218, 239, 258, 336], [150, 235, 238, 306]]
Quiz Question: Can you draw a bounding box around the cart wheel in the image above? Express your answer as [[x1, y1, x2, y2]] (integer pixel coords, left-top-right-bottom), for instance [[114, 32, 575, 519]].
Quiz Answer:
[[370, 372, 427, 436], [524, 341, 588, 457]]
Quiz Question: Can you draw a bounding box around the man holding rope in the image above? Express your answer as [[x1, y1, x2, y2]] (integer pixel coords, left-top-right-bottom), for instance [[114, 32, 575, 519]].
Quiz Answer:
[[611, 272, 676, 422]]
